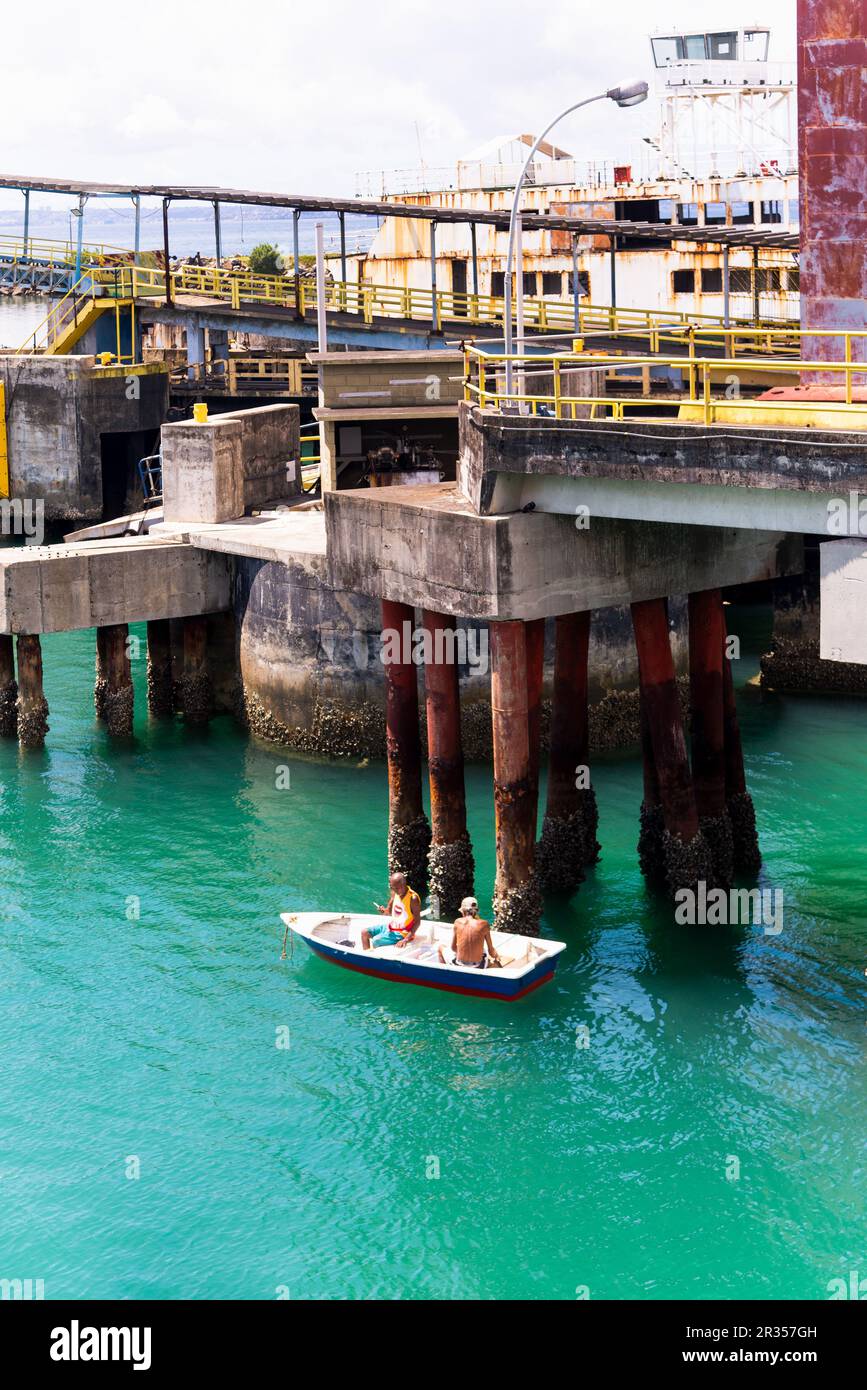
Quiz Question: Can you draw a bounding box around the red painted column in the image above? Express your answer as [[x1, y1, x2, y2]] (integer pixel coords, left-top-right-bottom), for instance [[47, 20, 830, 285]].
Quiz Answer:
[[146, 619, 174, 718], [382, 599, 430, 895], [722, 648, 762, 876], [797, 0, 867, 370], [688, 589, 733, 886], [631, 598, 712, 895], [537, 611, 599, 892], [422, 609, 473, 917], [525, 617, 545, 834], [0, 634, 17, 738], [490, 619, 542, 934], [178, 615, 213, 723]]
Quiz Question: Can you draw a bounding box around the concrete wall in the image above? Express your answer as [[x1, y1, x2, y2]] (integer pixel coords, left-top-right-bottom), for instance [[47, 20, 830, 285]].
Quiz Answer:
[[0, 356, 168, 521], [310, 350, 464, 411], [161, 403, 300, 523]]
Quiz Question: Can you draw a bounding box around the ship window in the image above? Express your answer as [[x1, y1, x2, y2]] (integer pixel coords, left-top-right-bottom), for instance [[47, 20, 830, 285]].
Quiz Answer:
[[755, 269, 781, 292], [700, 268, 723, 293], [490, 272, 505, 298], [704, 202, 727, 225], [708, 31, 738, 60], [672, 269, 696, 294], [787, 269, 800, 293], [743, 29, 769, 62], [651, 37, 681, 66], [678, 203, 699, 226], [684, 35, 707, 59], [523, 272, 537, 297], [761, 200, 783, 224], [788, 199, 800, 224], [731, 201, 754, 225], [542, 272, 562, 296]]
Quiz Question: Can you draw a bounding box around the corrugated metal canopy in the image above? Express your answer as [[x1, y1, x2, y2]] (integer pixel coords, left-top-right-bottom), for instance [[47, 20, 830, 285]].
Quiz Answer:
[[0, 175, 799, 250]]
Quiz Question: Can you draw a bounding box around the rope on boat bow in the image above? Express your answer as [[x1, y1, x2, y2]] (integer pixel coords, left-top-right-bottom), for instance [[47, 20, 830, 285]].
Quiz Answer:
[[280, 916, 297, 961]]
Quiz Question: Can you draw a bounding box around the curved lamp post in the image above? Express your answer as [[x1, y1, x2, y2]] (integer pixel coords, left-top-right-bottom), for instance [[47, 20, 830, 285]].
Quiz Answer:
[[503, 81, 649, 398]]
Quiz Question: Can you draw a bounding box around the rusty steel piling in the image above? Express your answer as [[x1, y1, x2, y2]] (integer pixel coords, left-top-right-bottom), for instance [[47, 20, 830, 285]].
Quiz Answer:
[[537, 612, 599, 893], [422, 609, 473, 918]]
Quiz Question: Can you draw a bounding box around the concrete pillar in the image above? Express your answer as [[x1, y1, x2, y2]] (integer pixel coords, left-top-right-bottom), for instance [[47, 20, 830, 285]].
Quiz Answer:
[[688, 589, 734, 886], [319, 419, 338, 494], [490, 620, 542, 935], [0, 635, 18, 738], [631, 598, 713, 896], [95, 624, 134, 736], [722, 652, 762, 877], [16, 635, 49, 749], [382, 599, 430, 894], [208, 329, 230, 364], [537, 612, 599, 893], [185, 321, 205, 381], [797, 0, 867, 369], [178, 615, 213, 723], [146, 619, 174, 718], [422, 610, 473, 918]]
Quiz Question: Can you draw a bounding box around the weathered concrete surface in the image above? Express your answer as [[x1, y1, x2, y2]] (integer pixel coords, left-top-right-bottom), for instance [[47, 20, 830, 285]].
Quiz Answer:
[[459, 403, 867, 534], [161, 403, 300, 523], [761, 539, 867, 691], [0, 537, 232, 634], [309, 349, 464, 412], [797, 0, 867, 365], [0, 356, 168, 521], [324, 482, 802, 620], [819, 539, 867, 665]]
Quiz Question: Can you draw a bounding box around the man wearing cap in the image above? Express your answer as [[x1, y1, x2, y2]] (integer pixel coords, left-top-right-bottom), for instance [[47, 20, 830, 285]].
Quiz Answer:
[[439, 897, 501, 969]]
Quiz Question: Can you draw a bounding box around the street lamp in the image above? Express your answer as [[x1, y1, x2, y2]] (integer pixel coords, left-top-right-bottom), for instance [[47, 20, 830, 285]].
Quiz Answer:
[[503, 81, 649, 398]]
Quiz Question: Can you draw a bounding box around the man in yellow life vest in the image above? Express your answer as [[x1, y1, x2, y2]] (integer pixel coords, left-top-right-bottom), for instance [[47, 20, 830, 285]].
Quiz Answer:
[[363, 872, 421, 951]]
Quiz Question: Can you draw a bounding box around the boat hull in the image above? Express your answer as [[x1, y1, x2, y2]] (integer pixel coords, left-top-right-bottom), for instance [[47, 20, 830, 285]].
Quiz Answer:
[[307, 936, 557, 1000]]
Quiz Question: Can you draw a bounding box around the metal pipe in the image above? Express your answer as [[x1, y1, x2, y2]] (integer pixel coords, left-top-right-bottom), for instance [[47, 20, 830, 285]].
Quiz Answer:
[[133, 194, 141, 267], [687, 589, 727, 821], [162, 198, 173, 307], [382, 599, 430, 892], [16, 634, 49, 749], [630, 597, 700, 845], [315, 220, 327, 353], [609, 235, 617, 311], [94, 624, 134, 736], [293, 209, 301, 319], [0, 634, 17, 738], [421, 610, 473, 917], [723, 244, 730, 327], [73, 194, 85, 282], [22, 189, 30, 260], [430, 221, 438, 331], [470, 223, 479, 295], [490, 619, 540, 933], [571, 233, 580, 332], [752, 244, 760, 326], [213, 199, 222, 267], [338, 210, 347, 284]]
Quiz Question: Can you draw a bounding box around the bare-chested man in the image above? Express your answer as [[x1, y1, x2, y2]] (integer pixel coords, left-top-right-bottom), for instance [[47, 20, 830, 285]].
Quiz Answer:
[[439, 896, 501, 969]]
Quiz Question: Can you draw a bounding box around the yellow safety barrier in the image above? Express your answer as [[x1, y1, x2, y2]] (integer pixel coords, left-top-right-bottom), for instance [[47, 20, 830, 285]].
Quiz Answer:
[[462, 344, 867, 429], [0, 381, 8, 499]]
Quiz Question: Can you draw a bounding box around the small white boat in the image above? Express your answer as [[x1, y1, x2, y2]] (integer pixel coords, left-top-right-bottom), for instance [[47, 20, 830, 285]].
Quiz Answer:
[[280, 912, 566, 1001]]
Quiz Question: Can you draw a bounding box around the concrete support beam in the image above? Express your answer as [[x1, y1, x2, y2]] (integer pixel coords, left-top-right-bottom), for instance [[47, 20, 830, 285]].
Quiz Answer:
[[186, 321, 206, 380], [382, 599, 430, 894], [631, 598, 713, 898], [688, 590, 734, 885], [16, 634, 48, 749], [325, 483, 802, 621], [536, 612, 599, 893], [95, 623, 134, 736], [146, 619, 174, 718], [0, 634, 17, 738], [0, 538, 232, 636], [421, 610, 473, 919], [490, 620, 542, 936]]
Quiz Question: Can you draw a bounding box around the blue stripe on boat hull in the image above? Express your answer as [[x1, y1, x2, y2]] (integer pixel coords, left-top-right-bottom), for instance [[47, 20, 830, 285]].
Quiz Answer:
[[307, 938, 556, 1000]]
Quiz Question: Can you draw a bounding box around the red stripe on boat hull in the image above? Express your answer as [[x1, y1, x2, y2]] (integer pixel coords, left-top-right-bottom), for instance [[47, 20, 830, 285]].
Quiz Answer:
[[310, 944, 555, 1001]]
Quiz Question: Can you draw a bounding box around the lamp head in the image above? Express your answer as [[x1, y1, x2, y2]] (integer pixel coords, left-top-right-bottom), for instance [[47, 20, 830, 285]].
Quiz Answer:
[[607, 81, 649, 108]]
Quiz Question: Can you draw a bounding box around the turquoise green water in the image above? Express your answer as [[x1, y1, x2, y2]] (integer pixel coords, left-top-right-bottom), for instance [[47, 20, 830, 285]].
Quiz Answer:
[[1, 609, 865, 1301]]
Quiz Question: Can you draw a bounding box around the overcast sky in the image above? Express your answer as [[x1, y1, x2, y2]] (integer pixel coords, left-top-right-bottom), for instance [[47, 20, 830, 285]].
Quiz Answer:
[[0, 0, 797, 208]]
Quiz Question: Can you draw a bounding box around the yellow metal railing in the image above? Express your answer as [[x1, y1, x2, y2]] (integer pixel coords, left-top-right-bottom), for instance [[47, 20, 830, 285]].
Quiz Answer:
[[463, 344, 867, 426], [18, 267, 139, 361], [0, 234, 133, 267]]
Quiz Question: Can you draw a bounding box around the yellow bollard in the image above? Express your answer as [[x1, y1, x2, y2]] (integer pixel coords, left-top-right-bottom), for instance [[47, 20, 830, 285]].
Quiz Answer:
[[192, 402, 209, 424], [98, 351, 113, 366]]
